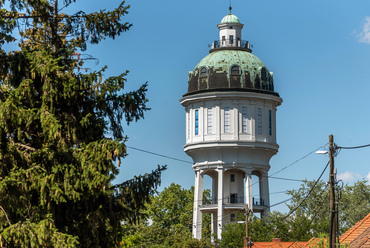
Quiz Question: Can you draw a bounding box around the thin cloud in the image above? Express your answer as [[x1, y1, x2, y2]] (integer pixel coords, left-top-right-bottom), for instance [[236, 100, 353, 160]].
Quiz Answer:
[[359, 16, 370, 44], [337, 171, 361, 182], [367, 172, 370, 185]]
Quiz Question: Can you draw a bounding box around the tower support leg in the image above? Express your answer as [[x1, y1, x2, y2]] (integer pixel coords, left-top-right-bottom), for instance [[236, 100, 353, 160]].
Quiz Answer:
[[193, 170, 203, 239]]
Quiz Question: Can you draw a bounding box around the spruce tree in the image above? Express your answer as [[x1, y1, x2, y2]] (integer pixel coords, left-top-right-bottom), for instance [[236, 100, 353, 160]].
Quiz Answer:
[[0, 0, 166, 247]]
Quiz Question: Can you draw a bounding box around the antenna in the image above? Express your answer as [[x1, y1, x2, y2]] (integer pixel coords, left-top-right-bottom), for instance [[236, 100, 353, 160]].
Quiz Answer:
[[229, 0, 232, 14]]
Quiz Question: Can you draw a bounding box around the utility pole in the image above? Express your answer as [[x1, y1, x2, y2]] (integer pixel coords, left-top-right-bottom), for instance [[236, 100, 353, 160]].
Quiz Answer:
[[244, 204, 251, 248], [329, 134, 337, 248]]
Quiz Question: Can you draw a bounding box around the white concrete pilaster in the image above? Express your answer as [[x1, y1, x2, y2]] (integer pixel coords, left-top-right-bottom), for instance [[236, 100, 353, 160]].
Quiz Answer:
[[244, 170, 253, 210], [260, 170, 270, 217], [193, 170, 203, 239], [217, 167, 224, 239]]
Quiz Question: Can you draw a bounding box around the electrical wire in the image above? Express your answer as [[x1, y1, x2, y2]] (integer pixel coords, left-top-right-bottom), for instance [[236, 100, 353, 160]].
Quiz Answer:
[[266, 176, 303, 182], [337, 143, 370, 149], [126, 145, 193, 164], [273, 161, 330, 222]]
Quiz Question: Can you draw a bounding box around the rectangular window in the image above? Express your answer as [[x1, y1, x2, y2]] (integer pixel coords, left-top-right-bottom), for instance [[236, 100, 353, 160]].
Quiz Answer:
[[229, 35, 234, 44], [242, 107, 247, 133], [230, 174, 235, 182], [224, 108, 230, 133], [195, 109, 199, 135], [231, 213, 235, 221], [187, 112, 190, 138], [222, 36, 226, 45], [257, 108, 262, 134], [269, 110, 272, 135], [207, 108, 212, 134]]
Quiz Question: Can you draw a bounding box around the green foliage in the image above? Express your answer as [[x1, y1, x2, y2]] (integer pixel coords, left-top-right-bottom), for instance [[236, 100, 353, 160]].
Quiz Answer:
[[221, 179, 370, 244], [287, 179, 370, 236], [0, 0, 166, 247], [219, 221, 245, 248], [121, 183, 213, 247]]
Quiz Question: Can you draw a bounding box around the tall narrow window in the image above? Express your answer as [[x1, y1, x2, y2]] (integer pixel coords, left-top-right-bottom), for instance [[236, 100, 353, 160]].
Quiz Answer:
[[224, 108, 230, 133], [229, 35, 234, 44], [230, 174, 235, 182], [222, 36, 226, 45], [195, 109, 199, 135], [242, 107, 247, 133], [207, 108, 212, 134], [269, 110, 272, 135], [187, 112, 190, 138], [261, 67, 267, 81], [257, 108, 262, 134]]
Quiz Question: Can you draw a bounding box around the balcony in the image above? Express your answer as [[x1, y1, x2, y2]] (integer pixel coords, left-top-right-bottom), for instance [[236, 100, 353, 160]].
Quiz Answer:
[[253, 197, 266, 206], [202, 196, 267, 206], [211, 39, 251, 50]]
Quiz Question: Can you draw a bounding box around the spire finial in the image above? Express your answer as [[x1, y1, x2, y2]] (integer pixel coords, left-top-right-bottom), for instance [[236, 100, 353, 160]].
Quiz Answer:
[[229, 0, 232, 14]]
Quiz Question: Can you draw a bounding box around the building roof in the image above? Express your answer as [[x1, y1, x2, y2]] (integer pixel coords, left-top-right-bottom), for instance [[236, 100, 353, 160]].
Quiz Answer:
[[186, 49, 278, 96], [253, 238, 325, 248], [340, 212, 370, 247], [221, 13, 241, 24]]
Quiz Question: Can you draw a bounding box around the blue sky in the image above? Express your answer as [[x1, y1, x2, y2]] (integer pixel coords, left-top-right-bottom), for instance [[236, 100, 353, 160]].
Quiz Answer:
[[66, 0, 370, 213]]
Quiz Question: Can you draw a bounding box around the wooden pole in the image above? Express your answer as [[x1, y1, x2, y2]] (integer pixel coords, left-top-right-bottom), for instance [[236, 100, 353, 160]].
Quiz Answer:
[[329, 134, 336, 248]]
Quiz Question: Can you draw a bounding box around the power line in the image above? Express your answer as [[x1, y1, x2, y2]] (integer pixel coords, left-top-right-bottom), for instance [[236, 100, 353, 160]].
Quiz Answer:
[[126, 145, 193, 164], [269, 144, 327, 178], [337, 143, 370, 149], [269, 198, 292, 208], [266, 176, 303, 182], [274, 161, 330, 222]]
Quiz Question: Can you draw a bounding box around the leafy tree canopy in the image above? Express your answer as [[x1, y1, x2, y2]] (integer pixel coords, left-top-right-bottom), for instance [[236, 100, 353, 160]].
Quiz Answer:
[[121, 183, 213, 248], [221, 179, 370, 245], [0, 0, 166, 247]]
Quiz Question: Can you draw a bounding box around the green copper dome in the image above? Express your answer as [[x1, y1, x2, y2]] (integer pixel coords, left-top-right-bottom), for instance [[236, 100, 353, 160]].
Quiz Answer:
[[220, 13, 240, 24], [195, 50, 263, 71], [186, 50, 277, 96]]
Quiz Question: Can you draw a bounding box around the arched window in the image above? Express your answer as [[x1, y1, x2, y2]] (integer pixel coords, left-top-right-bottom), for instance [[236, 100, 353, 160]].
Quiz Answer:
[[261, 67, 267, 81], [230, 65, 240, 75], [200, 67, 207, 77]]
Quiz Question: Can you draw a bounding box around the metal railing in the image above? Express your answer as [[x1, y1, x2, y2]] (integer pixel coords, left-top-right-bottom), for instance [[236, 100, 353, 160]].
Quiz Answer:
[[253, 197, 266, 206], [203, 196, 244, 205], [202, 196, 267, 206], [211, 39, 250, 49]]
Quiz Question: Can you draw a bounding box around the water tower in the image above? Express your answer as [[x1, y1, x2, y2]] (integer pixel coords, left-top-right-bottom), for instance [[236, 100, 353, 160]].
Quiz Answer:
[[180, 8, 283, 240]]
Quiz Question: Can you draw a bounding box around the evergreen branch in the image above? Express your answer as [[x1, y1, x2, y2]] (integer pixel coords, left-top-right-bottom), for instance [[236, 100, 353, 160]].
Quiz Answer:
[[0, 205, 11, 226], [14, 143, 36, 152]]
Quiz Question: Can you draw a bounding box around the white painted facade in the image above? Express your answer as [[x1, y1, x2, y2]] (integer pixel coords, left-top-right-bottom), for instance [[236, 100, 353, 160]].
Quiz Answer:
[[180, 91, 282, 240]]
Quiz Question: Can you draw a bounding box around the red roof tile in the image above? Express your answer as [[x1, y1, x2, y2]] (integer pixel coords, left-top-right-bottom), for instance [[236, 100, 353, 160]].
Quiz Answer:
[[340, 212, 370, 246]]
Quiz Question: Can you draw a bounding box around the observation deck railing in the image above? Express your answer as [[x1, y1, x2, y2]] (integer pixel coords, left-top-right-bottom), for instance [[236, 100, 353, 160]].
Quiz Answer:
[[211, 39, 251, 49]]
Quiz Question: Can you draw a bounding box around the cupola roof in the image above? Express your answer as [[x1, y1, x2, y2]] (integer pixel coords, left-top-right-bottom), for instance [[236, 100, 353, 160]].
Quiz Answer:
[[185, 9, 279, 97], [220, 13, 240, 24]]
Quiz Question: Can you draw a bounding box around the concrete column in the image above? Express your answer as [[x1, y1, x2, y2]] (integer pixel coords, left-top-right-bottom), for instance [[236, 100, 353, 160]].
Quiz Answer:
[[244, 170, 253, 211], [260, 170, 270, 217], [217, 167, 224, 239], [193, 170, 204, 239], [211, 212, 217, 243], [212, 175, 217, 204]]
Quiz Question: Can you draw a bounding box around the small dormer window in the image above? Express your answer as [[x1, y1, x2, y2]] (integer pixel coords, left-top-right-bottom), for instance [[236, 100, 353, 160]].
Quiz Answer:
[[229, 26, 232, 29], [231, 65, 240, 75], [261, 67, 267, 81], [200, 67, 207, 77]]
